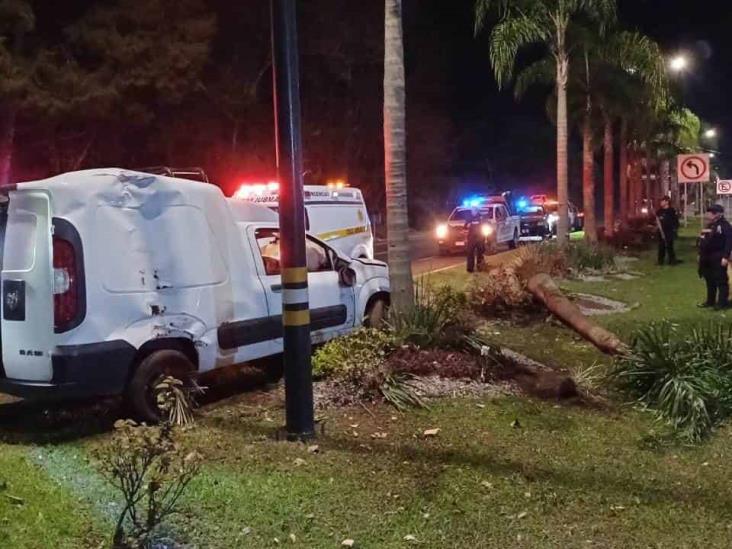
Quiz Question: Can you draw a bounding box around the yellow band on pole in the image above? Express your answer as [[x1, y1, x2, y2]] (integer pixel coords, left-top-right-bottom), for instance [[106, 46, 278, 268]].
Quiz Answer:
[[282, 267, 308, 284], [283, 309, 310, 326]]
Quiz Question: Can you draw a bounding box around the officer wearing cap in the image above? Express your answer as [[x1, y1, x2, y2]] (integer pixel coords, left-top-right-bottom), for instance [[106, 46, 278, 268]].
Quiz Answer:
[[698, 204, 732, 309], [465, 206, 485, 273]]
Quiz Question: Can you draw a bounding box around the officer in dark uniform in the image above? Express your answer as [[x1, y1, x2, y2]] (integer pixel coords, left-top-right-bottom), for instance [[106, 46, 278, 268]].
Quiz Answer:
[[465, 206, 485, 273], [656, 196, 680, 265], [698, 204, 732, 309]]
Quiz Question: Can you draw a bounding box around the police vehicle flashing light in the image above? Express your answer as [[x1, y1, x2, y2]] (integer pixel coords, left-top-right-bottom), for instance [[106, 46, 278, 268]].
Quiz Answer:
[[517, 198, 529, 210], [462, 196, 485, 208]]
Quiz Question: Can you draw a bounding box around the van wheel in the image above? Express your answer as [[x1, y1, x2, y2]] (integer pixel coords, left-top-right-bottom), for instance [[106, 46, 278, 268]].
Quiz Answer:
[[508, 230, 518, 249], [364, 298, 388, 329], [126, 350, 194, 424]]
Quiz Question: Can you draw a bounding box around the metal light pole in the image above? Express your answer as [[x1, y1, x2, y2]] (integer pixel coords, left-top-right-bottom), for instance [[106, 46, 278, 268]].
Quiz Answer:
[[270, 0, 315, 440]]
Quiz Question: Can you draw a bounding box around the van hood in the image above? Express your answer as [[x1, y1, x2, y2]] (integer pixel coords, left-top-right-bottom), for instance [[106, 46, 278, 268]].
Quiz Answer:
[[351, 257, 388, 280]]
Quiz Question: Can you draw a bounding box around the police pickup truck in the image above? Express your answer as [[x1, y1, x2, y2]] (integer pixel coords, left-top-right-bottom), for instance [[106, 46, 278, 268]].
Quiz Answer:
[[0, 169, 390, 421], [436, 196, 520, 255]]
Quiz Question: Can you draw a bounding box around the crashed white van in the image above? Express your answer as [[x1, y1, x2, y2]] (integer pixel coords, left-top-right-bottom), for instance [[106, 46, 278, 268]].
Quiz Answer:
[[0, 169, 390, 419]]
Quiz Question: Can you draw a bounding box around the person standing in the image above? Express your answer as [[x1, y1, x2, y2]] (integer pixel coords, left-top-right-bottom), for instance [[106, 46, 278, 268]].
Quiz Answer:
[[656, 196, 680, 265], [465, 206, 485, 273], [698, 204, 732, 309]]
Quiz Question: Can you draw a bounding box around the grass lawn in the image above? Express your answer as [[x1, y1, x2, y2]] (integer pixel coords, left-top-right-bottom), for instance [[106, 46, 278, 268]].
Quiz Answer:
[[4, 223, 732, 547], [0, 444, 104, 547]]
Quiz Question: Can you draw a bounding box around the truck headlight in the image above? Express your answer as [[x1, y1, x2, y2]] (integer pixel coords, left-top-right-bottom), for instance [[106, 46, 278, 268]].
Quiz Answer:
[[481, 224, 493, 237], [435, 224, 448, 239]]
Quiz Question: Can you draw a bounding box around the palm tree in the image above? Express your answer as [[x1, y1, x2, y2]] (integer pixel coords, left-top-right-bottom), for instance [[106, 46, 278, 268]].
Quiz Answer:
[[384, 0, 413, 311], [475, 0, 616, 244]]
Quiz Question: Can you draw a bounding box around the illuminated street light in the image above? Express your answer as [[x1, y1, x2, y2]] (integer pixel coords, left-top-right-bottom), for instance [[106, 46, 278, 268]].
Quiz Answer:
[[669, 55, 689, 72], [704, 128, 717, 139]]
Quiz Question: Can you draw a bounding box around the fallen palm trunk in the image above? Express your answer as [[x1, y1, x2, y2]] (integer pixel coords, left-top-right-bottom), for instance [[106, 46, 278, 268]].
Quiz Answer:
[[527, 273, 627, 355]]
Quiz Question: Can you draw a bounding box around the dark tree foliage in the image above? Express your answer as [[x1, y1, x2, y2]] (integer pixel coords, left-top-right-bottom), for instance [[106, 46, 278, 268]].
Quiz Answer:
[[3, 0, 457, 221]]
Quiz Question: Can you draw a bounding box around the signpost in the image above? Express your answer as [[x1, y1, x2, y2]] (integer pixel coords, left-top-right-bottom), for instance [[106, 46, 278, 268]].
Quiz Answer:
[[270, 0, 315, 440], [677, 154, 711, 229]]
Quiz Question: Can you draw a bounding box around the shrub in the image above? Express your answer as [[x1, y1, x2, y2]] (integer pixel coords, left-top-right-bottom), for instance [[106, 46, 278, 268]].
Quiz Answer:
[[96, 419, 201, 548], [602, 217, 657, 250], [388, 282, 477, 348], [612, 322, 732, 441], [312, 328, 396, 379], [566, 241, 617, 273]]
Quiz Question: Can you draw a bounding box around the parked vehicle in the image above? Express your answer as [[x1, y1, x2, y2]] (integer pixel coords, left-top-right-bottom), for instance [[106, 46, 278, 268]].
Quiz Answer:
[[0, 169, 390, 420], [234, 182, 374, 259], [518, 204, 551, 242], [538, 199, 583, 233], [435, 196, 520, 254]]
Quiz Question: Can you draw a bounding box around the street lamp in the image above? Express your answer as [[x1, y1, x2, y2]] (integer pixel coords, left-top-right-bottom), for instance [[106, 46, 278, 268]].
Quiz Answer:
[[669, 55, 689, 72], [704, 128, 718, 139]]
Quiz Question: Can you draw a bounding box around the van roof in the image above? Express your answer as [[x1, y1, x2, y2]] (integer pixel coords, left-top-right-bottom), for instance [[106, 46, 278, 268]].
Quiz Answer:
[[15, 168, 277, 223]]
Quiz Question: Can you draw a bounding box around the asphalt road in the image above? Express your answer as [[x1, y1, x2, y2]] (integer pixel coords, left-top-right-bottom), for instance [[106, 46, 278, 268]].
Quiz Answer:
[[375, 230, 517, 276]]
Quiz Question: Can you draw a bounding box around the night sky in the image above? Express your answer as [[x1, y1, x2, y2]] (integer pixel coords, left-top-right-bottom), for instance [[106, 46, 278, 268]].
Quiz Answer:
[[406, 0, 732, 200]]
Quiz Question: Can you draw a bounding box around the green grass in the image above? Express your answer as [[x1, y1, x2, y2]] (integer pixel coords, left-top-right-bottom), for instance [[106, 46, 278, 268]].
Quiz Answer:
[[148, 397, 732, 547], [3, 223, 732, 547], [0, 444, 104, 548]]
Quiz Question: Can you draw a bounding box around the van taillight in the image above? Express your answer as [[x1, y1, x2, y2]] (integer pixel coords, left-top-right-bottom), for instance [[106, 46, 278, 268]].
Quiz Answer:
[[53, 237, 78, 328]]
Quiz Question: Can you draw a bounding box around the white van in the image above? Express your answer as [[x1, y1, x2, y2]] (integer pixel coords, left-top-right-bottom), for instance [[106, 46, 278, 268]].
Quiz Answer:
[[234, 183, 374, 259], [0, 169, 390, 420]]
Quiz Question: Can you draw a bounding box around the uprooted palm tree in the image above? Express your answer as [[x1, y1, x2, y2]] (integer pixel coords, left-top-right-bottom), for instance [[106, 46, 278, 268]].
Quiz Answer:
[[475, 0, 616, 245]]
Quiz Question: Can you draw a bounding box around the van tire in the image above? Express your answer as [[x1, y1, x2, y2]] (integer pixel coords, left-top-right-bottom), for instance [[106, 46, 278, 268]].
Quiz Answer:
[[126, 350, 194, 424], [253, 353, 284, 383], [364, 297, 388, 328]]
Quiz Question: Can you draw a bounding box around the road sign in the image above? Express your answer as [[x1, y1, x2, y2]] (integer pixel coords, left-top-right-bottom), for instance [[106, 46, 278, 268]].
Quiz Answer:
[[677, 153, 710, 183], [718, 180, 732, 195]]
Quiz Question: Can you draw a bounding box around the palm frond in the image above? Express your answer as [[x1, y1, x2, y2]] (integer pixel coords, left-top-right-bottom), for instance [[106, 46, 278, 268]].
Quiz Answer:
[[514, 57, 555, 100], [489, 15, 547, 88]]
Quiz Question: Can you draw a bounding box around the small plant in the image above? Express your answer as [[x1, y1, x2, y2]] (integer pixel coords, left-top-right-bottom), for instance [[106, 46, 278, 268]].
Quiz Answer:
[[612, 322, 732, 441], [380, 373, 428, 411], [388, 282, 476, 348], [312, 328, 397, 378], [155, 375, 205, 427], [96, 419, 201, 548]]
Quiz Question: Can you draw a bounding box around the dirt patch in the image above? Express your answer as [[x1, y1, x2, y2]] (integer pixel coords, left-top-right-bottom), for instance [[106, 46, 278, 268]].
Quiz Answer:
[[570, 292, 632, 316]]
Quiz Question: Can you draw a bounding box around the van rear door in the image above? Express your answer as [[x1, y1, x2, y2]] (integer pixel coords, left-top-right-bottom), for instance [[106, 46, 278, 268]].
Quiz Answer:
[[1, 190, 54, 382]]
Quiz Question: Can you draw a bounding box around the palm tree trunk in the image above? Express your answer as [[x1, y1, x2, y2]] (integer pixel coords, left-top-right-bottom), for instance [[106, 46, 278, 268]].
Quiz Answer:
[[383, 0, 413, 311], [0, 103, 17, 186], [581, 116, 597, 242], [618, 119, 628, 221], [603, 114, 614, 237], [556, 54, 570, 245]]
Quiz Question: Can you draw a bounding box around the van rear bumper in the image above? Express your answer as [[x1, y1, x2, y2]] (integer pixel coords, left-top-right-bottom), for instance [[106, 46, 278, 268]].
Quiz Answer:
[[0, 340, 137, 400]]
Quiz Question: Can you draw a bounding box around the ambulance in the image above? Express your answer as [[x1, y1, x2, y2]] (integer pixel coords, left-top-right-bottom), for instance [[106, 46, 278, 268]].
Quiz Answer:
[[234, 182, 374, 259]]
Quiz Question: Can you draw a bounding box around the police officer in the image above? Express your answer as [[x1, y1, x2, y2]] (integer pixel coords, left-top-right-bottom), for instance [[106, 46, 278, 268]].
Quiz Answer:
[[465, 206, 485, 273], [656, 196, 680, 265], [698, 204, 732, 309]]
